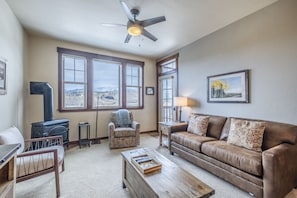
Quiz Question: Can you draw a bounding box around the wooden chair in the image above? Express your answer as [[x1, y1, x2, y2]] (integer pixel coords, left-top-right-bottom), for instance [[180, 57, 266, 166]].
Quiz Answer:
[[108, 110, 140, 149], [0, 127, 65, 197]]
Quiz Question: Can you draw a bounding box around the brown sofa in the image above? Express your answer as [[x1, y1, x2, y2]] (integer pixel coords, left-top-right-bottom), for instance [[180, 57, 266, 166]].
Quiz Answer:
[[168, 113, 297, 198]]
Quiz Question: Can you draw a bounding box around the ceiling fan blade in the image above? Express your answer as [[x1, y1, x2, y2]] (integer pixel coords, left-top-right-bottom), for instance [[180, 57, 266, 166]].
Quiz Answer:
[[142, 29, 158, 42], [141, 16, 166, 27], [120, 0, 135, 22], [124, 34, 132, 43], [101, 23, 126, 27]]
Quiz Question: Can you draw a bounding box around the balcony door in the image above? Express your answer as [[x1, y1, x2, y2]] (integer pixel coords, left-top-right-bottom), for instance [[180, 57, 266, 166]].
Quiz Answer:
[[157, 54, 178, 123], [158, 74, 177, 122]]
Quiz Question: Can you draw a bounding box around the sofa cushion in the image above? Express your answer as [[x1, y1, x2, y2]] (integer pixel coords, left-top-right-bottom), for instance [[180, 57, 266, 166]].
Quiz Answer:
[[227, 118, 266, 152], [220, 117, 232, 140], [171, 132, 216, 152], [221, 117, 297, 150], [193, 113, 227, 139], [187, 115, 209, 136], [201, 140, 262, 176], [262, 122, 297, 150], [0, 126, 24, 154]]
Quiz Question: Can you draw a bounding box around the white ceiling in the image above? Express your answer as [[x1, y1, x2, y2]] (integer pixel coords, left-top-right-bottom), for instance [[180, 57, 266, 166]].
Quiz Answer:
[[6, 0, 277, 59]]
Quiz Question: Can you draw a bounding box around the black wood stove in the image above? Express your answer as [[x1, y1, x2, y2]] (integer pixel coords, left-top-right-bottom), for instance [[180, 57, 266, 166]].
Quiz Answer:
[[30, 82, 69, 146]]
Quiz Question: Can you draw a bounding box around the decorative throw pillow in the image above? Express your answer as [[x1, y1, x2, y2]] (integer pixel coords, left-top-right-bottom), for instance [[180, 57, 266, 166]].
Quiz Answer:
[[227, 118, 266, 152], [187, 114, 198, 133], [0, 126, 25, 154], [187, 115, 210, 136]]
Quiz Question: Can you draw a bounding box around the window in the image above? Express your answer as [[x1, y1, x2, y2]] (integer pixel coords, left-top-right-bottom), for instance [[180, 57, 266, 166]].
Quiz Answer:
[[62, 55, 87, 109], [92, 59, 121, 108], [158, 55, 177, 75], [58, 48, 144, 111], [126, 64, 142, 107]]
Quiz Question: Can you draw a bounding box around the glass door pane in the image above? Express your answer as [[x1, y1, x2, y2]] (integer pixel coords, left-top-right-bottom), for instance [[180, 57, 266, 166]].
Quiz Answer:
[[158, 74, 177, 122]]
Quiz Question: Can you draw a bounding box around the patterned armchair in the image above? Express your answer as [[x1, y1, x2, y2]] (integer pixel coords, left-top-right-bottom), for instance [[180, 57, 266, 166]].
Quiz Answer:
[[108, 109, 140, 149]]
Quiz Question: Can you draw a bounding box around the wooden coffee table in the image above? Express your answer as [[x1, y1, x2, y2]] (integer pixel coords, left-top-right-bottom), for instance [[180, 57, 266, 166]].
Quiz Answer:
[[121, 147, 215, 198]]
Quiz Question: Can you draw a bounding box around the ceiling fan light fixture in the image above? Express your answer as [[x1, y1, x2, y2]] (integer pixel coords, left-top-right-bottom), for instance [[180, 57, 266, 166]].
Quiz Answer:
[[128, 23, 142, 36]]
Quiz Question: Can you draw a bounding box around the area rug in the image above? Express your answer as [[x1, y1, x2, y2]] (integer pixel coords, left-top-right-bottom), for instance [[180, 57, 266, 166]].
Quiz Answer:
[[16, 133, 297, 198]]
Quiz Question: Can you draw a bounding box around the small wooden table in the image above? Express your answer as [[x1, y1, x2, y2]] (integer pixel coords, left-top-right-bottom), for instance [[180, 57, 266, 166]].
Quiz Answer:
[[121, 148, 215, 198], [0, 144, 20, 198], [159, 122, 188, 147]]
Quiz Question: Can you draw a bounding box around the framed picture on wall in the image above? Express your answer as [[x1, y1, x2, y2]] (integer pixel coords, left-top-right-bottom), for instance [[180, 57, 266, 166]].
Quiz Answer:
[[207, 70, 249, 103], [0, 57, 7, 95], [146, 87, 154, 95]]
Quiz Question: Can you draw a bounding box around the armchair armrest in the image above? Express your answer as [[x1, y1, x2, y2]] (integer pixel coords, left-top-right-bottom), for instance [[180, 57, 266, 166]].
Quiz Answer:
[[132, 121, 140, 131], [108, 122, 115, 137], [24, 135, 63, 151], [18, 147, 58, 158], [262, 143, 297, 198]]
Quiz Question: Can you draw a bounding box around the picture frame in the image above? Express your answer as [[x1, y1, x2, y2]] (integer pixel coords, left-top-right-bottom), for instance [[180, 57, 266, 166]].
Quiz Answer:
[[0, 58, 7, 95], [146, 87, 154, 95], [207, 70, 249, 103]]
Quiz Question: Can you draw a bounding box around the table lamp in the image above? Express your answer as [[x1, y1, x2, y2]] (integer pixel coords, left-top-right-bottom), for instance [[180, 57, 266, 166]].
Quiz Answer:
[[173, 96, 188, 122]]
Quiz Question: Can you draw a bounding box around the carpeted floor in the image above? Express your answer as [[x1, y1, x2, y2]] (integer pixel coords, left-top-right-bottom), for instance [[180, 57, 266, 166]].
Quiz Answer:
[[16, 132, 297, 198]]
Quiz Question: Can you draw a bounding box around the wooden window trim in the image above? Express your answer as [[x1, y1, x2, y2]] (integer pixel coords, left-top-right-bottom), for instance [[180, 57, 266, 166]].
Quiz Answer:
[[157, 54, 179, 76], [57, 47, 144, 112]]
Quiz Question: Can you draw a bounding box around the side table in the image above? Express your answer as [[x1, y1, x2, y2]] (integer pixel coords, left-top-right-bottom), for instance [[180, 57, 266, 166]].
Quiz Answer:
[[78, 122, 91, 148], [0, 144, 20, 198], [159, 122, 188, 147]]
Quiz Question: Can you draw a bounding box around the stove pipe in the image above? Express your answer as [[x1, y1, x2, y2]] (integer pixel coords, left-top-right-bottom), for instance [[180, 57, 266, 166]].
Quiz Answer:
[[30, 82, 53, 121]]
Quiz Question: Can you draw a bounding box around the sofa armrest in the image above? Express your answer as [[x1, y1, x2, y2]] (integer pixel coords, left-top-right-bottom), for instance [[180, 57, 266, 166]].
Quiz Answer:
[[169, 123, 188, 133], [168, 123, 188, 154], [262, 143, 297, 198]]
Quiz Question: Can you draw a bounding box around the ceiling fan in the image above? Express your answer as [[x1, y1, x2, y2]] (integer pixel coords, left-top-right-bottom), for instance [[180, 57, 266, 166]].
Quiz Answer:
[[102, 0, 166, 43]]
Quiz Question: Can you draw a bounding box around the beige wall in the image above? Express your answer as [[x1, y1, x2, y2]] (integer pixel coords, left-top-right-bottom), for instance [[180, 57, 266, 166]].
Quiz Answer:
[[178, 0, 297, 124], [25, 36, 157, 140], [0, 0, 27, 132]]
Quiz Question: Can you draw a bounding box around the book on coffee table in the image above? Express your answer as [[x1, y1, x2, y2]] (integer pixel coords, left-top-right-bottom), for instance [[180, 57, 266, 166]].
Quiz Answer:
[[131, 154, 162, 174]]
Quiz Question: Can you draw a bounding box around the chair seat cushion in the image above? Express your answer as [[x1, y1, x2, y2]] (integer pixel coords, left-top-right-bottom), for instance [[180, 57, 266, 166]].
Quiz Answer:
[[17, 145, 64, 177], [114, 128, 136, 137]]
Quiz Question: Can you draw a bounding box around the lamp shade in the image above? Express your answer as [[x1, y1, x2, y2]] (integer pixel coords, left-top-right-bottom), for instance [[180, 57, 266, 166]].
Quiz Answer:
[[173, 97, 188, 107]]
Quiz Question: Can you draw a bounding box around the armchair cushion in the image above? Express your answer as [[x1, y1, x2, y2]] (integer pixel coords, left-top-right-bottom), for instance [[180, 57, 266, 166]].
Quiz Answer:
[[0, 126, 24, 154], [114, 128, 136, 137]]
